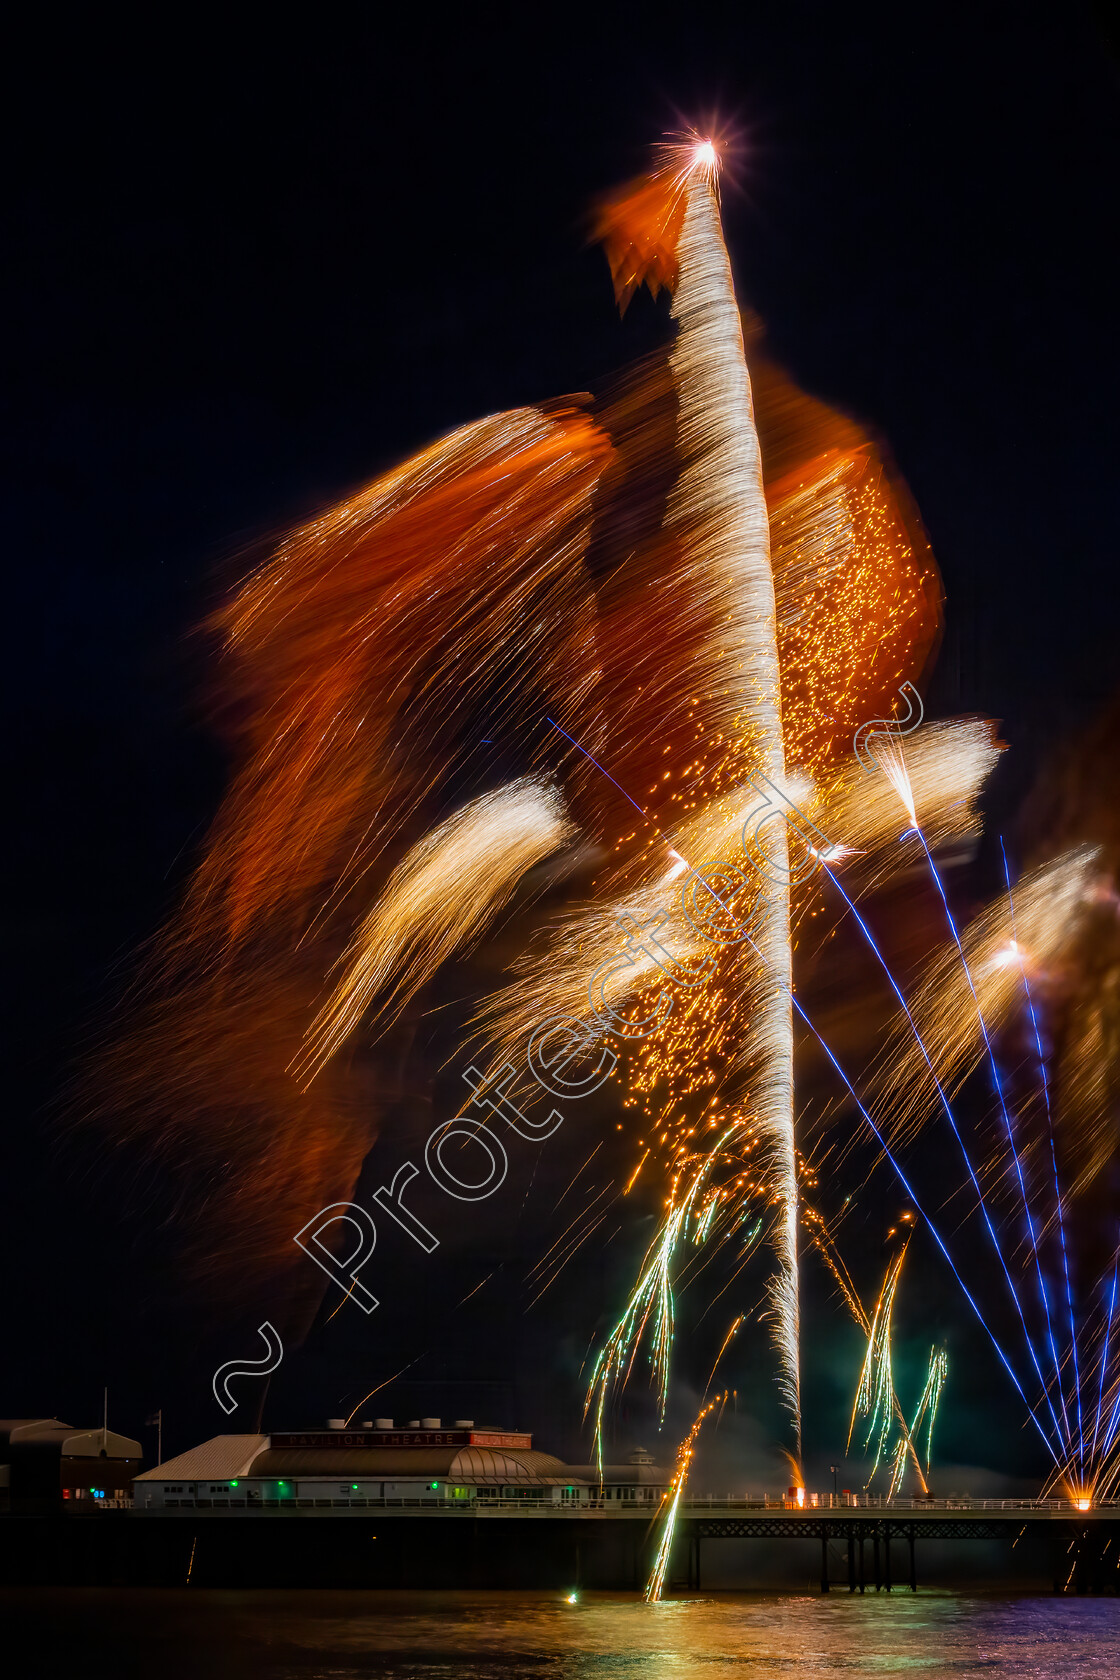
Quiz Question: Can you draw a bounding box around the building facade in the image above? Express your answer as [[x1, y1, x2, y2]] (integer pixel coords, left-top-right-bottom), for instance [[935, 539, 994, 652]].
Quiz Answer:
[[133, 1421, 668, 1510], [0, 1418, 142, 1513]]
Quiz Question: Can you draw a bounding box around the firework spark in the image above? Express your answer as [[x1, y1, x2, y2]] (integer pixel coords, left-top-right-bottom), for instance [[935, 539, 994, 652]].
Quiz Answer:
[[808, 1209, 930, 1494], [646, 1392, 724, 1602], [846, 1236, 908, 1477], [294, 777, 575, 1082], [584, 1124, 745, 1476], [90, 136, 1085, 1510]]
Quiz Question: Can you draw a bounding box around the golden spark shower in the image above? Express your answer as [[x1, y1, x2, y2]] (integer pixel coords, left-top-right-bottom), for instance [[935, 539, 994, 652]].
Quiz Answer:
[[82, 134, 1120, 1511]]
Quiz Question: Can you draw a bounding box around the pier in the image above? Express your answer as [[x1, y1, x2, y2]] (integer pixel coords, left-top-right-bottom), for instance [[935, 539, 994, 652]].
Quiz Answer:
[[3, 1494, 1116, 1593]]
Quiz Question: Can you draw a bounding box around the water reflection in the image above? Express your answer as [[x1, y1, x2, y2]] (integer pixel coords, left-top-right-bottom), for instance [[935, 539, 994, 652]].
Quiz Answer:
[[2, 1588, 1117, 1678]]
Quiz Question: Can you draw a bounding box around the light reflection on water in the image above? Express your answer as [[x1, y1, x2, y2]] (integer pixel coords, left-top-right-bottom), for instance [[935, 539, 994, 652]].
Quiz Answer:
[[5, 1589, 1120, 1678]]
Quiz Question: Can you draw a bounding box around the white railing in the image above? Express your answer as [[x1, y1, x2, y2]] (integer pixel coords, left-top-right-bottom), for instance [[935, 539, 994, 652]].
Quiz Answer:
[[153, 1492, 1111, 1514], [681, 1494, 1077, 1513]]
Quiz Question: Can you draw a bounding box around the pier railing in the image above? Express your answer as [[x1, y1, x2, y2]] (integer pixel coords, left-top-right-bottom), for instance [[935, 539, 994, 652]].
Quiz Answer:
[[146, 1491, 1108, 1514]]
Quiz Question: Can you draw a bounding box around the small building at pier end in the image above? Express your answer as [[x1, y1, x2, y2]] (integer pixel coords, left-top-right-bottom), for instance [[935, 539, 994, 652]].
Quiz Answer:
[[0, 1418, 142, 1513], [133, 1420, 668, 1509]]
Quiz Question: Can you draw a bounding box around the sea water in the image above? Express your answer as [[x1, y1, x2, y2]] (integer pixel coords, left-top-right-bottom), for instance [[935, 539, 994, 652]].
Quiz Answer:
[[4, 1587, 1119, 1677]]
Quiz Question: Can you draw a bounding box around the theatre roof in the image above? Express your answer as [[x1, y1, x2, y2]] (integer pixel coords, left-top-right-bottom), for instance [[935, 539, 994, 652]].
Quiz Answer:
[[134, 1435, 268, 1482], [248, 1445, 574, 1482], [134, 1434, 670, 1486]]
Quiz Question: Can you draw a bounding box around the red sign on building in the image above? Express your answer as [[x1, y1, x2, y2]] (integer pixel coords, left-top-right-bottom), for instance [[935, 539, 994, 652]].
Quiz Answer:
[[270, 1430, 533, 1450]]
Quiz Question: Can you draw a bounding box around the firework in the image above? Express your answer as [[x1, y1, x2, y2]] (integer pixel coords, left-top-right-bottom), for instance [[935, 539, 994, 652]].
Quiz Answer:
[[808, 1209, 931, 1494], [594, 141, 801, 1430], [584, 1124, 745, 1476], [77, 406, 609, 1315], [909, 1348, 949, 1483], [846, 1236, 909, 1478], [646, 1392, 724, 1602], [817, 741, 1119, 1501], [294, 777, 575, 1082], [87, 135, 1051, 1501], [868, 848, 1097, 1151]]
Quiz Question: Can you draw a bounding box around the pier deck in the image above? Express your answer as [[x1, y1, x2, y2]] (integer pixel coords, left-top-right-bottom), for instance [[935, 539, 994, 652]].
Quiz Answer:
[[4, 1497, 1118, 1592]]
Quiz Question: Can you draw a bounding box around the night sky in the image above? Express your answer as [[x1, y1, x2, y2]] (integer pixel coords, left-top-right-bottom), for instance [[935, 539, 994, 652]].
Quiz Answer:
[[6, 5, 1120, 1485]]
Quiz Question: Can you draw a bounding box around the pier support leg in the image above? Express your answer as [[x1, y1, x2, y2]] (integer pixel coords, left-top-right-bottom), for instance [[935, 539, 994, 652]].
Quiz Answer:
[[873, 1528, 881, 1592], [859, 1532, 865, 1593], [908, 1527, 917, 1592], [820, 1528, 830, 1594], [884, 1527, 892, 1593], [848, 1528, 856, 1592]]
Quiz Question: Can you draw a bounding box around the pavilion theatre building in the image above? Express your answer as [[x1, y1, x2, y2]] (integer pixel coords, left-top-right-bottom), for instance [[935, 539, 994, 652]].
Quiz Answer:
[[133, 1420, 668, 1509]]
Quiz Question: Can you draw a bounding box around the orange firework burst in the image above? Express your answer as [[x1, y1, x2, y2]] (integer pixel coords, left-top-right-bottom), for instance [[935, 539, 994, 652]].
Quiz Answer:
[[77, 138, 967, 1454]]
